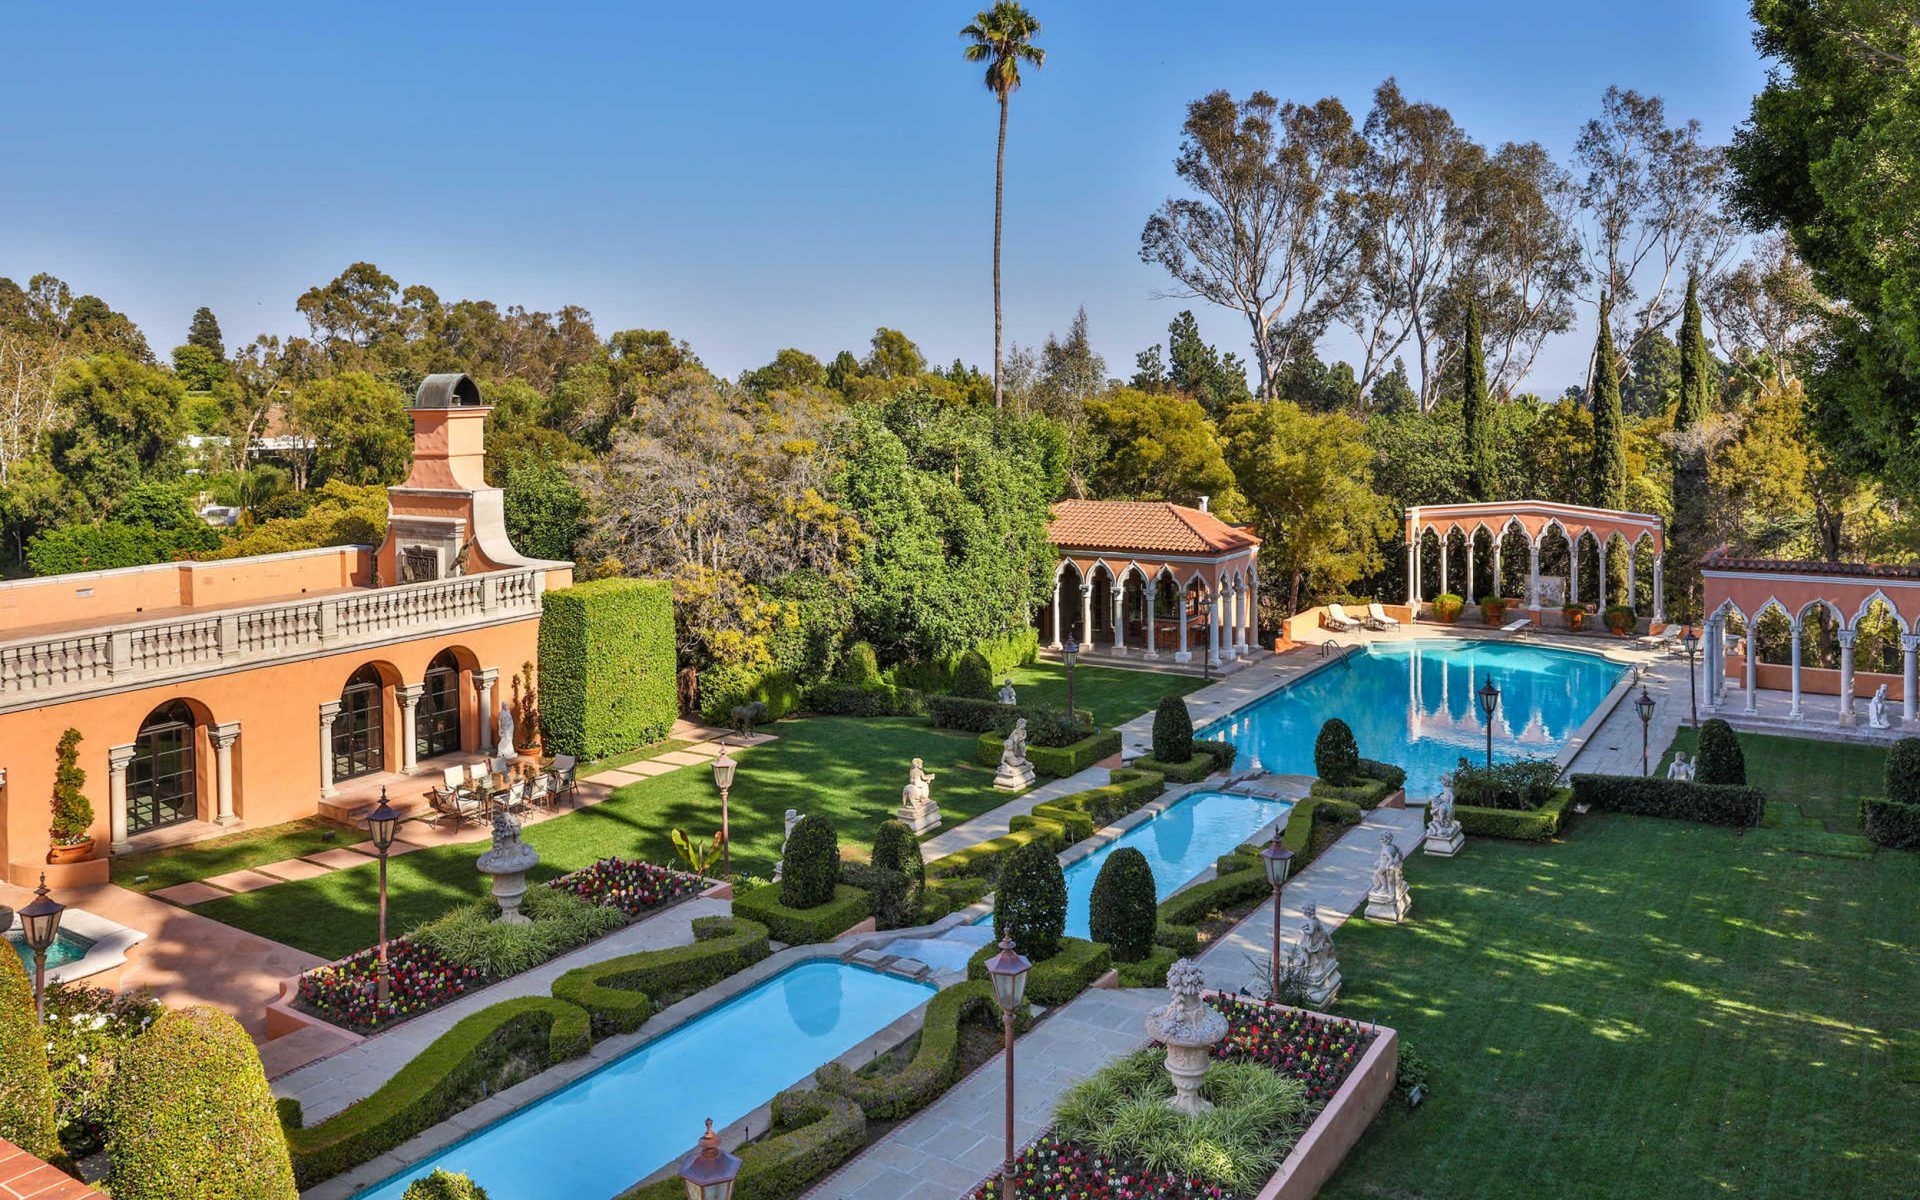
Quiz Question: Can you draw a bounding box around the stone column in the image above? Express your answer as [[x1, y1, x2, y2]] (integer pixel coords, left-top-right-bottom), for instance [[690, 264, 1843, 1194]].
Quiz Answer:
[[1838, 630, 1857, 724], [1247, 566, 1260, 650], [1218, 585, 1237, 662], [1406, 535, 1420, 606], [108, 743, 136, 853], [1465, 538, 1477, 605], [1175, 589, 1191, 664], [1744, 629, 1759, 715], [475, 669, 499, 749], [1569, 541, 1581, 606], [1110, 585, 1126, 655], [1651, 556, 1666, 626], [1049, 574, 1064, 650], [1527, 543, 1541, 612], [1904, 635, 1919, 723], [318, 701, 342, 797], [1079, 584, 1094, 648], [1788, 622, 1804, 719], [1207, 595, 1222, 668], [1492, 541, 1503, 599], [1702, 619, 1719, 705], [1599, 540, 1611, 610], [210, 722, 241, 825], [1438, 537, 1450, 598], [397, 684, 425, 773], [1626, 548, 1638, 613], [1143, 581, 1158, 659]]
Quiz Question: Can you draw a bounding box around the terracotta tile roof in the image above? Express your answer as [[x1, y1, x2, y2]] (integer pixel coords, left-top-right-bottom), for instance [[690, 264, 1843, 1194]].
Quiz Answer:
[[1048, 500, 1259, 556], [1701, 548, 1920, 581]]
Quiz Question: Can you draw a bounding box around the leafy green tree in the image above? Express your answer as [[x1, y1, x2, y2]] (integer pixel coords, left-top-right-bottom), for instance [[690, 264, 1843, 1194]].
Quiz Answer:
[[994, 838, 1067, 960], [1165, 310, 1252, 417], [503, 462, 584, 561], [1695, 718, 1746, 787], [28, 522, 165, 575], [50, 727, 94, 846], [170, 342, 226, 391], [290, 371, 411, 485], [862, 328, 927, 381], [1088, 847, 1157, 962], [1083, 387, 1242, 516], [403, 1172, 489, 1200], [742, 348, 828, 398], [780, 815, 840, 909], [961, 1, 1046, 407], [1621, 330, 1681, 420], [1273, 349, 1362, 415], [1675, 273, 1713, 431], [211, 466, 291, 522], [1151, 695, 1194, 763], [952, 649, 995, 698], [1588, 302, 1627, 509], [1367, 359, 1419, 414], [1314, 717, 1360, 784], [186, 306, 224, 357], [46, 353, 185, 510], [1461, 297, 1495, 500]]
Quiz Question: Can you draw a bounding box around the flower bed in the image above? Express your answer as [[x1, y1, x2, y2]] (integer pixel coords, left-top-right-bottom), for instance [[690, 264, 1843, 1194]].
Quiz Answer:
[[970, 997, 1375, 1200], [296, 857, 702, 1032]]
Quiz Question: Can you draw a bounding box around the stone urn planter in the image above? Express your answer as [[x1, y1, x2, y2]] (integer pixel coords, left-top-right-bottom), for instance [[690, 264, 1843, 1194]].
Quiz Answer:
[[1145, 959, 1227, 1115], [476, 811, 540, 925], [1431, 594, 1464, 623], [1603, 605, 1636, 635], [1480, 598, 1508, 625], [47, 837, 95, 865], [1562, 607, 1587, 632]]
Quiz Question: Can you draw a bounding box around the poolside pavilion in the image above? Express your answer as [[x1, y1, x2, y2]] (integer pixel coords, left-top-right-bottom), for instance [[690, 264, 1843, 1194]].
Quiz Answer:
[[1039, 499, 1261, 668], [1404, 500, 1667, 628]]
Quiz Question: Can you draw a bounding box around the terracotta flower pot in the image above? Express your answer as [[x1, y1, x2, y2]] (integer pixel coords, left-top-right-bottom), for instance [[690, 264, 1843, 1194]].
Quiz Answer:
[[47, 836, 95, 865]]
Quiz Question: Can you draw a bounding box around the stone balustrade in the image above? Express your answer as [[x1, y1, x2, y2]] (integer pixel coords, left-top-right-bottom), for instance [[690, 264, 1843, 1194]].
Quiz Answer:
[[0, 566, 548, 705]]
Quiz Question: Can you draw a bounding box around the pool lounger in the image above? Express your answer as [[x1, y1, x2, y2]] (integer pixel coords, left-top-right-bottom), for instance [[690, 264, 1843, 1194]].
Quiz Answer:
[[1501, 617, 1532, 636]]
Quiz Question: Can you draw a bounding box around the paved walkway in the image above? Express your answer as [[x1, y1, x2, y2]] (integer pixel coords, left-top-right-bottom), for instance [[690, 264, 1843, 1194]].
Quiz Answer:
[[1563, 654, 1692, 777], [917, 766, 1111, 860], [1705, 679, 1919, 745], [273, 895, 730, 1119]]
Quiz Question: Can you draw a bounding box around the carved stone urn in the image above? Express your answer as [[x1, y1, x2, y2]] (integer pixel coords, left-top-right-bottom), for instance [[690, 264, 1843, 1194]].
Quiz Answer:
[[476, 810, 541, 925], [1144, 958, 1227, 1115]]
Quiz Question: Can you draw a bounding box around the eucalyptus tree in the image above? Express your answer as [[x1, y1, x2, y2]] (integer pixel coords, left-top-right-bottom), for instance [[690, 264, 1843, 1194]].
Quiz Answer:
[[960, 2, 1046, 410], [1704, 233, 1825, 388]]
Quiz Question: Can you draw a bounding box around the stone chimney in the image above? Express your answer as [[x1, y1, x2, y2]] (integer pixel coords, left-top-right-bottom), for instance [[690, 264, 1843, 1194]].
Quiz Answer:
[[1198, 496, 1210, 513]]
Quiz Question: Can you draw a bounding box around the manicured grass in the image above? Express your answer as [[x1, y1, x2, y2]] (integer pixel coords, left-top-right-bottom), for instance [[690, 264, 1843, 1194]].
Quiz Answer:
[[1323, 774, 1920, 1197], [1660, 726, 1886, 830], [111, 818, 347, 893], [193, 717, 1010, 960], [580, 737, 692, 776], [1002, 662, 1204, 727]]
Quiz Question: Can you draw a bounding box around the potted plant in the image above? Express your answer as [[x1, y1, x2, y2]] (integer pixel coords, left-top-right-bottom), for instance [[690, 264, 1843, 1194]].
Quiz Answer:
[[1603, 605, 1637, 635], [1432, 593, 1465, 623], [1481, 596, 1509, 624], [48, 727, 96, 863], [1561, 605, 1587, 632]]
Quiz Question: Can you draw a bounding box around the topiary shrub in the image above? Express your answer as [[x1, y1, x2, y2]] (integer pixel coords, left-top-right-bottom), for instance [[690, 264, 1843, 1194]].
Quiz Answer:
[[108, 1006, 298, 1200], [0, 944, 57, 1159], [1087, 847, 1157, 963], [50, 726, 94, 849], [1695, 718, 1746, 786], [1887, 737, 1920, 807], [780, 814, 841, 910], [869, 819, 925, 929], [1151, 696, 1194, 764], [993, 839, 1068, 960], [1431, 592, 1465, 622], [404, 1171, 490, 1200], [837, 641, 882, 689], [1314, 718, 1360, 785], [951, 650, 994, 699], [538, 578, 677, 759]]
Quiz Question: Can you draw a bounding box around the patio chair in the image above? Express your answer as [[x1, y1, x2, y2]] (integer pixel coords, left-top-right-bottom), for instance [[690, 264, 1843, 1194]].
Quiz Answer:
[[441, 765, 466, 792], [1366, 602, 1402, 631], [1324, 603, 1362, 632], [550, 754, 579, 807], [526, 773, 553, 809], [465, 761, 491, 787], [491, 754, 516, 776], [428, 781, 483, 829]]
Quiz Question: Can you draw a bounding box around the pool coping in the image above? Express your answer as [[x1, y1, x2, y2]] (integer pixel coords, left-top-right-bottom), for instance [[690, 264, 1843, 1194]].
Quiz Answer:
[[301, 946, 951, 1200], [10, 906, 149, 984]]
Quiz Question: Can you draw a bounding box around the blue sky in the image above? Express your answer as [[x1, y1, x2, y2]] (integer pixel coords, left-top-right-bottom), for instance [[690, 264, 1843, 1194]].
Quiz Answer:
[[0, 0, 1767, 394]]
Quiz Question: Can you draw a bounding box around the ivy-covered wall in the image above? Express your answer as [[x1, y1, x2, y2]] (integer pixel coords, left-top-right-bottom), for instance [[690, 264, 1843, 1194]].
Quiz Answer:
[[538, 578, 677, 758]]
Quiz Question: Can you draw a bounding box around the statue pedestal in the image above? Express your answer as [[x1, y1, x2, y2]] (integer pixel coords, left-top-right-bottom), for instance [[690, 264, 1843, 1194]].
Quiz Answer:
[[897, 797, 942, 835], [1299, 951, 1341, 1009], [1423, 824, 1464, 857], [993, 760, 1035, 793], [1365, 878, 1411, 923]]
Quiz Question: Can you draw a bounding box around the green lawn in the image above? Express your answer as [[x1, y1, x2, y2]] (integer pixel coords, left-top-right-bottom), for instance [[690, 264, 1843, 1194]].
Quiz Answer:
[[111, 818, 348, 893], [1002, 661, 1204, 727], [192, 717, 1010, 960], [1323, 741, 1920, 1199], [1660, 726, 1886, 830]]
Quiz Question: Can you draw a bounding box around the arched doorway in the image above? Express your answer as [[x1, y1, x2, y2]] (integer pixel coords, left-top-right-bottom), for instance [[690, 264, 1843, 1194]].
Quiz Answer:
[[418, 650, 463, 760], [334, 664, 386, 781], [130, 700, 198, 835]]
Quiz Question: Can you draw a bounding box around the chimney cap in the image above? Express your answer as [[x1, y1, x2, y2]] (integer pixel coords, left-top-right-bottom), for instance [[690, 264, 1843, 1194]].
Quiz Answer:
[[413, 373, 486, 409]]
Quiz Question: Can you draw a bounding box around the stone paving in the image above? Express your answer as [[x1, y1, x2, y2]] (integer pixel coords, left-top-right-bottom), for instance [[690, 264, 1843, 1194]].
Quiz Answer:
[[272, 895, 731, 1120]]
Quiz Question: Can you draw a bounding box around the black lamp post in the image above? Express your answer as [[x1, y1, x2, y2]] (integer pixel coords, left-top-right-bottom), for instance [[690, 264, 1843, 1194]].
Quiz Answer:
[[364, 788, 402, 1012], [18, 873, 65, 1022], [1682, 625, 1700, 729], [677, 1118, 741, 1200], [712, 749, 738, 881], [1259, 827, 1294, 1003], [1061, 637, 1079, 726], [986, 936, 1032, 1200], [1635, 686, 1657, 776], [1477, 675, 1501, 770]]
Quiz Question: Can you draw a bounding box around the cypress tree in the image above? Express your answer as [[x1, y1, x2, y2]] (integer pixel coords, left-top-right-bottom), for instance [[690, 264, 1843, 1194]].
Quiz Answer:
[[1461, 295, 1495, 500], [186, 307, 225, 359], [1589, 300, 1627, 509], [1675, 274, 1711, 431]]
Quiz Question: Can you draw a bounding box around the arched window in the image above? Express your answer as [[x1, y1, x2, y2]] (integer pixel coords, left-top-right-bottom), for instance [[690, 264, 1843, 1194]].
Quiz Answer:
[[334, 665, 386, 781], [130, 700, 196, 834], [417, 651, 462, 760]]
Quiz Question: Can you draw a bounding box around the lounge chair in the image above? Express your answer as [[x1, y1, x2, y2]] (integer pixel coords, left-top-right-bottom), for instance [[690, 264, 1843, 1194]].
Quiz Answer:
[[1501, 616, 1533, 637], [1325, 603, 1362, 632], [1637, 625, 1683, 651], [1366, 602, 1402, 631]]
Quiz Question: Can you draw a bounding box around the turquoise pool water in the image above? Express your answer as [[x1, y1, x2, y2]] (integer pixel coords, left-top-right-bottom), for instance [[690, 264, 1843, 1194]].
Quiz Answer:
[[971, 787, 1292, 939], [1202, 639, 1626, 797], [6, 930, 92, 972], [351, 961, 935, 1200]]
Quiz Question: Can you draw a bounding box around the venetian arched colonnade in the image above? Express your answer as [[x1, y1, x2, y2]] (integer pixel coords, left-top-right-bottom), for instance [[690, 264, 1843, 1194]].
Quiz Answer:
[[1405, 500, 1667, 626]]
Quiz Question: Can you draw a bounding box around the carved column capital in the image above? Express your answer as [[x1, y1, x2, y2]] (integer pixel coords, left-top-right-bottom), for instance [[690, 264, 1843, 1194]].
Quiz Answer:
[[108, 743, 138, 772], [209, 722, 241, 751], [1901, 635, 1920, 653], [319, 700, 343, 730], [396, 683, 426, 711], [1838, 630, 1858, 648]]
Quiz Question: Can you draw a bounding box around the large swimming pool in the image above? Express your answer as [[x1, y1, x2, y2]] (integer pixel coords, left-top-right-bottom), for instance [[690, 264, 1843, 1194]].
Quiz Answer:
[[1202, 639, 1626, 797], [351, 961, 934, 1200]]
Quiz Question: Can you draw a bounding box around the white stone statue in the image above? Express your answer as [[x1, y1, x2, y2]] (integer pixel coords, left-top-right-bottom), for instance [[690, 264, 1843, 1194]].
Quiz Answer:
[[1666, 752, 1694, 782], [475, 809, 540, 925], [1869, 684, 1893, 729], [993, 718, 1036, 793], [1295, 902, 1341, 1008], [1365, 831, 1411, 923], [1423, 790, 1463, 857], [996, 676, 1018, 706], [896, 757, 942, 834], [497, 700, 516, 758], [772, 808, 802, 881], [1143, 959, 1227, 1115]]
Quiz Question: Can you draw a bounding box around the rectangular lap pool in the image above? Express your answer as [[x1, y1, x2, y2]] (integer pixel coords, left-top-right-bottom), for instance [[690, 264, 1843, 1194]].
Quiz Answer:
[[351, 961, 935, 1200], [1202, 638, 1626, 798]]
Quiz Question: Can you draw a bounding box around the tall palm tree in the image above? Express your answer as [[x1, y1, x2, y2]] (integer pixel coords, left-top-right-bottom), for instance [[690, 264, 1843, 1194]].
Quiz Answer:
[[961, 3, 1045, 410]]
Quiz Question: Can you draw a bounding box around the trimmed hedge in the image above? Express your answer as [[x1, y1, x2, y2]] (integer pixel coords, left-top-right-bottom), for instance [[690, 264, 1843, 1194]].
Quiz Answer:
[[780, 814, 840, 909], [1308, 758, 1406, 808], [1132, 740, 1237, 783], [1570, 773, 1765, 828], [1862, 797, 1920, 849], [1314, 719, 1360, 784], [1886, 737, 1920, 807], [538, 578, 677, 759], [994, 839, 1068, 959], [1017, 767, 1166, 843], [404, 1172, 490, 1200], [953, 650, 994, 699], [108, 1006, 298, 1200], [1455, 789, 1576, 841], [1695, 718, 1747, 786], [1152, 697, 1194, 763], [1089, 847, 1158, 962], [867, 819, 926, 930], [549, 917, 771, 1036], [812, 979, 1011, 1119], [978, 727, 1121, 778], [1155, 797, 1353, 937], [733, 883, 872, 945], [0, 943, 57, 1160], [935, 695, 1092, 746], [1115, 944, 1179, 988], [927, 820, 1068, 881], [288, 998, 591, 1187], [966, 937, 1113, 1007], [809, 682, 919, 718], [619, 1088, 866, 1200]]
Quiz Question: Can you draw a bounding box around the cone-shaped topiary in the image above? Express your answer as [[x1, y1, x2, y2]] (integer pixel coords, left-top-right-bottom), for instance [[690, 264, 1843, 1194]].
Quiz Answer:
[[1152, 696, 1194, 763], [780, 814, 841, 909], [1694, 718, 1746, 786], [0, 944, 58, 1159], [106, 1006, 298, 1200], [838, 641, 882, 688], [952, 650, 994, 699], [1087, 847, 1158, 963], [994, 839, 1068, 960], [870, 818, 925, 927], [1888, 737, 1920, 807], [50, 727, 94, 847], [1314, 718, 1360, 785], [404, 1171, 491, 1200]]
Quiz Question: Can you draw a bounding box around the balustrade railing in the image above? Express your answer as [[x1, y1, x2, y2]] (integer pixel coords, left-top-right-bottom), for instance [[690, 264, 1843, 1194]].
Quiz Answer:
[[0, 566, 545, 701]]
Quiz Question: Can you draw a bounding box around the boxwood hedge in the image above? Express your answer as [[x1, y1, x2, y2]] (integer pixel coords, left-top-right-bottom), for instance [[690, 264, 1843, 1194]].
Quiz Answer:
[[965, 937, 1112, 1007], [549, 917, 771, 1036], [0, 944, 58, 1159], [811, 979, 1016, 1120], [1570, 773, 1765, 828], [1454, 788, 1576, 841], [1308, 758, 1407, 807], [1862, 797, 1920, 849], [732, 883, 872, 945], [618, 1087, 868, 1200], [538, 578, 677, 759], [978, 727, 1121, 778]]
